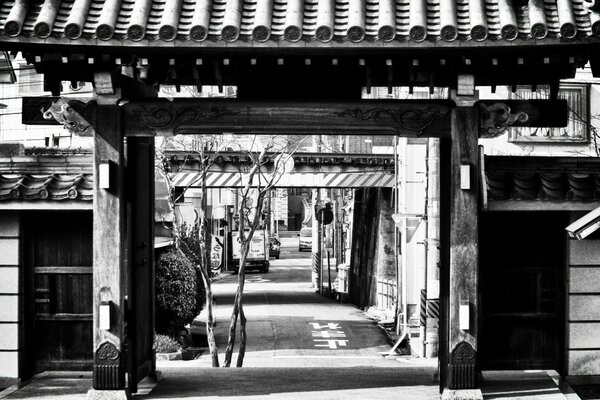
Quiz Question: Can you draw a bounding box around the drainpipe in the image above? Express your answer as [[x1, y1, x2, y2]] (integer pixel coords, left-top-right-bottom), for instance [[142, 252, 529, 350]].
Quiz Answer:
[[421, 140, 430, 357], [400, 138, 408, 338]]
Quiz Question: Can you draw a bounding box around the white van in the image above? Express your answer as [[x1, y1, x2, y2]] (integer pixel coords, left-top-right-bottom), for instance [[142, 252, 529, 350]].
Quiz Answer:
[[231, 229, 269, 273]]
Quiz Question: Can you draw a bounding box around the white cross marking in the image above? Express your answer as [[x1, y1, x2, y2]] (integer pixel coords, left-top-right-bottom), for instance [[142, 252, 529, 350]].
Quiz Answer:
[[313, 339, 348, 349]]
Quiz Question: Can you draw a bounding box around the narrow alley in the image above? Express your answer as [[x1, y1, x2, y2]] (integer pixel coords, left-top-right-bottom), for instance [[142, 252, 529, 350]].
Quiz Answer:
[[142, 236, 440, 399]]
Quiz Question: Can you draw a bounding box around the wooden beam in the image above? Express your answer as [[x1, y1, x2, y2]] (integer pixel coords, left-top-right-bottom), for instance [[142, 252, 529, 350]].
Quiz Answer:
[[122, 99, 453, 137]]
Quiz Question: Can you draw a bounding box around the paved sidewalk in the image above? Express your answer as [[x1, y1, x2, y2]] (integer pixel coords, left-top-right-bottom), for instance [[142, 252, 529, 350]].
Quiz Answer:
[[0, 366, 584, 400], [480, 371, 581, 400]]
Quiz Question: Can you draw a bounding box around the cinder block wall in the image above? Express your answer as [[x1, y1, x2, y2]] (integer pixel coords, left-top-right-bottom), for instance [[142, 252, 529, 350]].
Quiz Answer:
[[0, 212, 21, 382], [568, 216, 600, 375]]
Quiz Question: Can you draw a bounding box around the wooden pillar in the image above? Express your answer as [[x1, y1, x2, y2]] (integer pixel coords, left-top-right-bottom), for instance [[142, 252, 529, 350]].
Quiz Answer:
[[445, 104, 480, 393], [90, 104, 128, 396]]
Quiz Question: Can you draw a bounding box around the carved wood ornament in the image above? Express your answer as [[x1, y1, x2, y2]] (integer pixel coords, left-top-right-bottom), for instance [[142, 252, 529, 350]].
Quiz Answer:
[[93, 340, 124, 390], [479, 102, 529, 138], [337, 106, 450, 136], [128, 104, 240, 135], [42, 98, 95, 136], [448, 341, 477, 389]]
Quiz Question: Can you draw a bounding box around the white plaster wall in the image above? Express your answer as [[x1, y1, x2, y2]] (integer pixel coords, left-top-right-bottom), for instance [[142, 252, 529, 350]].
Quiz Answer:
[[0, 324, 19, 350], [0, 213, 21, 380], [0, 352, 19, 378], [0, 267, 18, 294], [0, 239, 19, 265], [568, 236, 600, 375], [0, 295, 19, 322]]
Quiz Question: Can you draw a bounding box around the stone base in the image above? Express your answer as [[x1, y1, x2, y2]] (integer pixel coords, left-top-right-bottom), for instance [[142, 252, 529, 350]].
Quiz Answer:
[[86, 389, 131, 400], [441, 389, 483, 400]]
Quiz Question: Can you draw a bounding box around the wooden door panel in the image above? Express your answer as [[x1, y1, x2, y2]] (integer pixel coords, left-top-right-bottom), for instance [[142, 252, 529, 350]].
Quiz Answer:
[[483, 318, 559, 369], [480, 212, 566, 371], [26, 212, 93, 373], [34, 320, 93, 370], [127, 137, 155, 392]]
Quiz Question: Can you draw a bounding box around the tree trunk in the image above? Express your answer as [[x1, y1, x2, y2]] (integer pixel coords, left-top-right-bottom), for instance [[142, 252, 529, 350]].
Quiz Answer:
[[236, 302, 247, 367], [223, 289, 240, 366], [200, 159, 219, 366], [199, 264, 219, 367], [223, 243, 247, 367]]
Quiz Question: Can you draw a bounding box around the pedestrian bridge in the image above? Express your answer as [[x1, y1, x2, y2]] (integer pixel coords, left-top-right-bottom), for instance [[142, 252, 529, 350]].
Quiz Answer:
[[167, 151, 395, 188]]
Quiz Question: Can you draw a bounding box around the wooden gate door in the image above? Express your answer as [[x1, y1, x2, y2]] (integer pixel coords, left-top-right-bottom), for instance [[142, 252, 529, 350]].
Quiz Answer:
[[126, 137, 155, 392], [480, 211, 566, 371], [25, 211, 93, 373]]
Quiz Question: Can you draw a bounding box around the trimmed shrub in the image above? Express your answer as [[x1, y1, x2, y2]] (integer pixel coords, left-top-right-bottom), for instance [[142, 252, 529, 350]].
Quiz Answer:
[[153, 333, 181, 353], [155, 249, 205, 335]]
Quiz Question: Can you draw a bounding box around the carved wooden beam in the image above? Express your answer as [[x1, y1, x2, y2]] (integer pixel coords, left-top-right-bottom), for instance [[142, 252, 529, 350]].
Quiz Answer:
[[23, 97, 568, 140], [122, 99, 454, 137], [478, 99, 568, 138]]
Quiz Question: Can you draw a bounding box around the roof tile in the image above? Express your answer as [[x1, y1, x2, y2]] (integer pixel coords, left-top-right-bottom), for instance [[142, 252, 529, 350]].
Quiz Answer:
[[0, 173, 93, 201], [1, 0, 598, 45]]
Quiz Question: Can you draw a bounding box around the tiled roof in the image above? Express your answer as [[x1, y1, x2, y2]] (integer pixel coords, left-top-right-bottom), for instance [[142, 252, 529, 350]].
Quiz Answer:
[[485, 156, 600, 202], [0, 173, 93, 201], [0, 0, 597, 46]]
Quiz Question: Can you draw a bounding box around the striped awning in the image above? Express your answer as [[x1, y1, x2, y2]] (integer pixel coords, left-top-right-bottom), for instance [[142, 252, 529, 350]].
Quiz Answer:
[[0, 0, 597, 46], [171, 170, 395, 188]]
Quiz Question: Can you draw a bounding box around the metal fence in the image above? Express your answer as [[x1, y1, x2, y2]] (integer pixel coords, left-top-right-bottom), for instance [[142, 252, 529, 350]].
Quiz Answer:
[[377, 278, 397, 310]]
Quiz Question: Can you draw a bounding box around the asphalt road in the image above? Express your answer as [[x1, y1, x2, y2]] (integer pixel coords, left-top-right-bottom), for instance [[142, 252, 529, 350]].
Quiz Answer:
[[198, 237, 397, 366]]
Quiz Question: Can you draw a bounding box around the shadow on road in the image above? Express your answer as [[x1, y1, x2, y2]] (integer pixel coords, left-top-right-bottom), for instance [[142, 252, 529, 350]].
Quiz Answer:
[[139, 366, 438, 398]]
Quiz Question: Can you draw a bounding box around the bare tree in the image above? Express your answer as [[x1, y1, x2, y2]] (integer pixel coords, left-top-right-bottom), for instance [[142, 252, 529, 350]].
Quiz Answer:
[[159, 134, 305, 368], [222, 136, 303, 367], [157, 135, 224, 367]]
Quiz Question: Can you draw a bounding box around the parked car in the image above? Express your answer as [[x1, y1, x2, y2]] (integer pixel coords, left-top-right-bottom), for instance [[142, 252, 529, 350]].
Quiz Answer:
[[299, 227, 313, 251], [268, 236, 281, 259]]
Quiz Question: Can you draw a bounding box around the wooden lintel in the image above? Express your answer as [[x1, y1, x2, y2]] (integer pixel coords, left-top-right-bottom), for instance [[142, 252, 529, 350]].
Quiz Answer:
[[122, 99, 454, 137]]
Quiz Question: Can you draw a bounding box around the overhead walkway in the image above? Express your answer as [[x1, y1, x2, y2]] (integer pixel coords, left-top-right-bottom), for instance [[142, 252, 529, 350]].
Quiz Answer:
[[167, 151, 395, 188]]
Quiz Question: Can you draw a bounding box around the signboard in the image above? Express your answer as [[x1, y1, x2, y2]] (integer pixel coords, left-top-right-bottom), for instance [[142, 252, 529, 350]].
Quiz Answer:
[[211, 236, 224, 269]]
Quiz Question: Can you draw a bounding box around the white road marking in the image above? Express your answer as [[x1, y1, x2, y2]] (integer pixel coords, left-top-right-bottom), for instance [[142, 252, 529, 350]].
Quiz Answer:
[[310, 322, 341, 330], [314, 339, 348, 349], [311, 331, 346, 338]]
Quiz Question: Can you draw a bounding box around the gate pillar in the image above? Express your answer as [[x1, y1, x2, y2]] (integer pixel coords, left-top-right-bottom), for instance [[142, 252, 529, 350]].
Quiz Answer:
[[443, 95, 482, 398], [88, 104, 129, 399]]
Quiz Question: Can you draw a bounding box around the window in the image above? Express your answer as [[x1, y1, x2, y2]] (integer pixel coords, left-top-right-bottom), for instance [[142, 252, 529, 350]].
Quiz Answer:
[[508, 84, 589, 143]]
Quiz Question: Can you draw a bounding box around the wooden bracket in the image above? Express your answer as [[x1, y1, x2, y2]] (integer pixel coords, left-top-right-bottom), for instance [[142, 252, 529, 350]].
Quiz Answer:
[[42, 97, 96, 136], [478, 102, 528, 138], [94, 71, 114, 95], [477, 100, 568, 138]]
